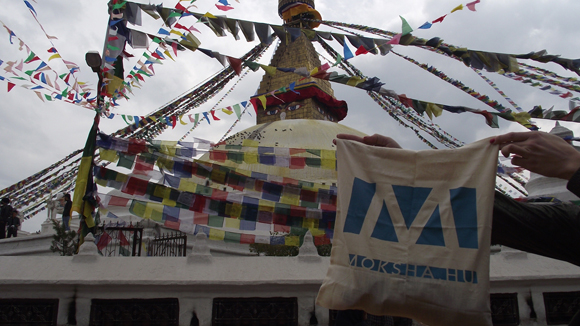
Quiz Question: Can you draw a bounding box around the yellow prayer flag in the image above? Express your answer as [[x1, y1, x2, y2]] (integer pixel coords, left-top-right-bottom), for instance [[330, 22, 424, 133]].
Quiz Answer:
[[511, 112, 532, 126], [115, 173, 128, 183], [179, 115, 188, 125], [154, 185, 171, 199], [320, 150, 335, 160], [302, 218, 319, 229], [225, 217, 241, 229], [48, 53, 62, 61], [96, 178, 108, 187], [285, 236, 300, 247], [425, 103, 443, 120], [280, 194, 300, 206], [203, 12, 217, 18], [260, 64, 277, 76], [209, 228, 225, 241], [221, 108, 234, 115], [310, 228, 325, 237], [229, 203, 243, 218], [99, 148, 119, 162], [178, 179, 198, 193], [450, 4, 463, 13], [259, 200, 276, 212], [164, 50, 175, 61], [211, 169, 227, 184], [162, 198, 177, 207], [320, 159, 336, 170], [170, 30, 185, 38], [258, 95, 267, 110], [346, 76, 365, 87], [144, 202, 164, 220], [244, 152, 259, 164]]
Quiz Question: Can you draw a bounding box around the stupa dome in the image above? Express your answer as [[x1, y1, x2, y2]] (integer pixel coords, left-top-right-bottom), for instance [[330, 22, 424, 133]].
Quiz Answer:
[[201, 119, 366, 184]]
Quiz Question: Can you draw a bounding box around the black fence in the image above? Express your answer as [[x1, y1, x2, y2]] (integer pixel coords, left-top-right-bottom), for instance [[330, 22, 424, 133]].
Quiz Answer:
[[96, 224, 143, 257], [147, 231, 188, 257]]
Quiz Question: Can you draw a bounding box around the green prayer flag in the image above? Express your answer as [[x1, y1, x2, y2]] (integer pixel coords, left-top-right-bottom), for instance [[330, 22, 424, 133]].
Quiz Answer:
[[119, 246, 131, 256], [129, 200, 147, 218], [224, 231, 241, 243], [232, 104, 242, 119], [244, 61, 260, 72], [208, 215, 225, 227], [400, 16, 413, 36], [117, 154, 135, 169]]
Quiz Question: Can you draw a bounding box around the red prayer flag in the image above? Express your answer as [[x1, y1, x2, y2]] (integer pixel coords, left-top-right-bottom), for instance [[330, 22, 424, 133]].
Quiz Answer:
[[210, 150, 227, 162], [249, 98, 259, 114], [240, 234, 256, 244], [215, 4, 234, 11], [7, 82, 15, 92], [96, 232, 112, 251], [355, 45, 369, 56], [210, 109, 221, 121], [118, 230, 130, 246], [398, 94, 413, 108], [108, 196, 130, 207], [193, 213, 209, 225], [227, 56, 242, 76], [273, 224, 291, 233], [289, 157, 306, 169], [175, 2, 190, 13], [432, 15, 447, 23]]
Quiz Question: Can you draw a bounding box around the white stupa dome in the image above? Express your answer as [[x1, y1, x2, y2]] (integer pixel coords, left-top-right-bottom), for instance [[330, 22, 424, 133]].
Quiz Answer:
[[200, 119, 366, 184]]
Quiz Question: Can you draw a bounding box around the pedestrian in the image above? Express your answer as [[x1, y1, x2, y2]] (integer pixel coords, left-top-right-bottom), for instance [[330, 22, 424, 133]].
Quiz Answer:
[[60, 193, 72, 231], [0, 198, 13, 239], [6, 209, 20, 238]]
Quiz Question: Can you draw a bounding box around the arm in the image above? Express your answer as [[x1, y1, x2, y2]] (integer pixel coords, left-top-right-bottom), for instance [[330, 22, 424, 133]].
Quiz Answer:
[[490, 131, 580, 180], [490, 131, 580, 197]]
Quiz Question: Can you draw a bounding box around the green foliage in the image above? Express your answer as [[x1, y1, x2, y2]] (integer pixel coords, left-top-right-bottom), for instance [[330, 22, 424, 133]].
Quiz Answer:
[[49, 220, 77, 256]]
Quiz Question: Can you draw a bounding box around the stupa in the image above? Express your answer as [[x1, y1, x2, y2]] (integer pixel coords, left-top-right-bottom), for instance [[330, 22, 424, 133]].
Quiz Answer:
[[205, 0, 365, 184]]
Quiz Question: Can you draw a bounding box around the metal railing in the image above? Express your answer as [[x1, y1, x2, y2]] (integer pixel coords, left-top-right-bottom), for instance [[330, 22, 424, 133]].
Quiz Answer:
[[147, 231, 187, 257], [96, 224, 143, 257]]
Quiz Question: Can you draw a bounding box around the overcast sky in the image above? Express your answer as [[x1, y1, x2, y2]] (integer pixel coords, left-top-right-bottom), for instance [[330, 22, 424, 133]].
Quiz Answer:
[[1, 0, 579, 232]]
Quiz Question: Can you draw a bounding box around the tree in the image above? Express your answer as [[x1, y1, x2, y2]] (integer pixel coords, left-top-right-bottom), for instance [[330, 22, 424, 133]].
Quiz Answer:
[[49, 220, 77, 256]]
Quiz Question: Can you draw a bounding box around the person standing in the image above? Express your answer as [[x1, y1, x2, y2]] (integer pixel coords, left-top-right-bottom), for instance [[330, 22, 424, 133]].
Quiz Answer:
[[60, 193, 72, 231], [0, 198, 13, 239], [6, 209, 20, 238]]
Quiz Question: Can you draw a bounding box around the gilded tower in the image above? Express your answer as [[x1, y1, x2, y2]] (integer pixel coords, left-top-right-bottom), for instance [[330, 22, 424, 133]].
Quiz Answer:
[[253, 0, 348, 125]]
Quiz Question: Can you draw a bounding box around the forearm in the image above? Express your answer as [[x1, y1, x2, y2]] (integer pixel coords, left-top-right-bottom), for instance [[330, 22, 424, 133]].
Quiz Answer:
[[567, 167, 580, 198]]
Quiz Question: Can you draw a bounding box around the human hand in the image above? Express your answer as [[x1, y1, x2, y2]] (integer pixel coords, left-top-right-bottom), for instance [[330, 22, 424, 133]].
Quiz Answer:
[[334, 133, 402, 149], [490, 131, 580, 180]]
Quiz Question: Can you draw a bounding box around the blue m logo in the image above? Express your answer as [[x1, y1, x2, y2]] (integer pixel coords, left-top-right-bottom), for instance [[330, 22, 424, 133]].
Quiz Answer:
[[343, 178, 479, 249]]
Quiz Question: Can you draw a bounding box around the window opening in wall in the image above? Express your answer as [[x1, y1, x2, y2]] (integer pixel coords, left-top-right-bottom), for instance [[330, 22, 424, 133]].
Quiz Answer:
[[89, 298, 179, 326], [544, 291, 580, 325], [491, 293, 520, 326], [212, 297, 298, 326]]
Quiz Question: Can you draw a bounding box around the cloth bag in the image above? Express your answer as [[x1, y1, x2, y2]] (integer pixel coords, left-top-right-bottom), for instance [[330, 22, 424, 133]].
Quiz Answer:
[[317, 138, 498, 326]]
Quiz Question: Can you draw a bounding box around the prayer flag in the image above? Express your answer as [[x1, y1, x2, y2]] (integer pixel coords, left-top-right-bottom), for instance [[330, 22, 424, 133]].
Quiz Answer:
[[466, 0, 480, 11], [72, 113, 100, 247], [343, 42, 354, 61], [432, 15, 447, 23], [400, 16, 413, 35], [451, 4, 464, 13]]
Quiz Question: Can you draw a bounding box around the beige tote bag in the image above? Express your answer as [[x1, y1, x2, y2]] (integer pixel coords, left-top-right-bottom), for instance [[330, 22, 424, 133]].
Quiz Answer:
[[317, 138, 498, 326]]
